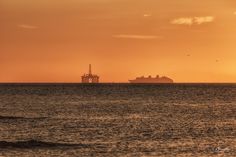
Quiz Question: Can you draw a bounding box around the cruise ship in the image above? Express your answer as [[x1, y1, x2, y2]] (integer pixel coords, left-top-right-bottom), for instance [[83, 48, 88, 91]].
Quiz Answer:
[[129, 75, 174, 83]]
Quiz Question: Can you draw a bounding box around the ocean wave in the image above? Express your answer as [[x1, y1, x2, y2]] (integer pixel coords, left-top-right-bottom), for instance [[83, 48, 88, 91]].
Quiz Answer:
[[0, 140, 86, 149]]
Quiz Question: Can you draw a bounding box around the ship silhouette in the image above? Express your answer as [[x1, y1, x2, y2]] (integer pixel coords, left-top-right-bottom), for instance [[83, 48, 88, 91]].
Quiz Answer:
[[129, 75, 174, 83]]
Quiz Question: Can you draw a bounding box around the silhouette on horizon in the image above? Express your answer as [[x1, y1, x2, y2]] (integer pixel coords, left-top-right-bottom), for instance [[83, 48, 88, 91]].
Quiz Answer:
[[129, 75, 174, 83], [81, 64, 99, 83]]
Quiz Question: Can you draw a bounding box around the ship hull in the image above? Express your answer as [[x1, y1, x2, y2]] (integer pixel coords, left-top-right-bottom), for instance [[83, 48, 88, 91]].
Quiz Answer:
[[129, 80, 174, 83], [129, 78, 174, 83]]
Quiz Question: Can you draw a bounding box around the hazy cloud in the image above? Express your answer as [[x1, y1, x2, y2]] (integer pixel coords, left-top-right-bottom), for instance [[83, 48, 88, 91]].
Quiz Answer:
[[112, 34, 161, 39], [18, 24, 38, 29], [143, 14, 152, 17], [171, 16, 214, 25], [194, 16, 214, 24], [171, 18, 193, 25], [234, 12, 236, 15]]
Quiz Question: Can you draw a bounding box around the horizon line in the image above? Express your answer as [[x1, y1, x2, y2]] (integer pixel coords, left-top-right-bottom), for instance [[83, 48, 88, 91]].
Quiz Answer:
[[0, 82, 236, 84]]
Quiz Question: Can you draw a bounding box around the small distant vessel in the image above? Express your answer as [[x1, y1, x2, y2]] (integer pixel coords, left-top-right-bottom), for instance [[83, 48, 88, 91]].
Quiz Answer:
[[129, 75, 174, 83]]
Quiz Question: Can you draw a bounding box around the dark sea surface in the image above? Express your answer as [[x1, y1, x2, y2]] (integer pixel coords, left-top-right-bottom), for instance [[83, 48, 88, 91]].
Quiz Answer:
[[0, 83, 236, 157]]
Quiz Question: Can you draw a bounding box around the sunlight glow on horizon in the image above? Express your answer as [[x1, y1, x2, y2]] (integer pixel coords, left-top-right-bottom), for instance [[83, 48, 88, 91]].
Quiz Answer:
[[1, 0, 236, 83]]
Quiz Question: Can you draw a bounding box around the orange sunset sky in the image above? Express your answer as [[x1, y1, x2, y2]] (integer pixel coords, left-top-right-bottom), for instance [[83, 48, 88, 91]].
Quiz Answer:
[[1, 0, 236, 83]]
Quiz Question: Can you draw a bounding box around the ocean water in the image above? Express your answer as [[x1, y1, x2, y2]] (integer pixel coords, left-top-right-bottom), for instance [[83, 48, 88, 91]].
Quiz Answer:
[[0, 83, 235, 157]]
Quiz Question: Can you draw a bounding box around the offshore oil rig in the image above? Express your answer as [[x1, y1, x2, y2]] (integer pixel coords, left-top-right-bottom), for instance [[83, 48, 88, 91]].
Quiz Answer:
[[81, 64, 99, 83]]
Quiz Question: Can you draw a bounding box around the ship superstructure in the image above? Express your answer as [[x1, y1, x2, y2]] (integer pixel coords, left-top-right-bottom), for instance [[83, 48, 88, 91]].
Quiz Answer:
[[129, 75, 174, 83]]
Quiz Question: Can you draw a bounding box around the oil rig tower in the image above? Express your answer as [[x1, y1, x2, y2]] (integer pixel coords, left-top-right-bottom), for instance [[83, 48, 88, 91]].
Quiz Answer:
[[81, 64, 99, 83]]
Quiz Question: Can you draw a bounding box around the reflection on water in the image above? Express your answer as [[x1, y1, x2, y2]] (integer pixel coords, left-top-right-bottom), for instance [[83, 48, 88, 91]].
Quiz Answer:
[[0, 84, 235, 156]]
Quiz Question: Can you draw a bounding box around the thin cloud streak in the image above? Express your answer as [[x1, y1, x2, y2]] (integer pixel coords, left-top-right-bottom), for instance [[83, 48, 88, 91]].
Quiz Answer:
[[171, 17, 193, 25], [18, 24, 38, 29], [143, 14, 152, 17], [112, 34, 161, 40], [171, 16, 214, 25], [194, 16, 214, 25]]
